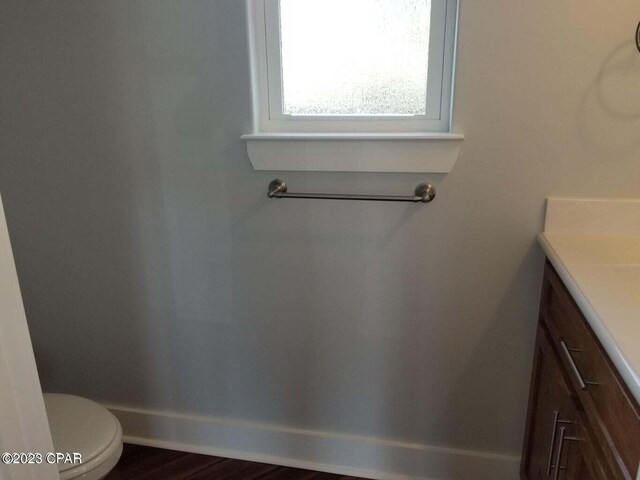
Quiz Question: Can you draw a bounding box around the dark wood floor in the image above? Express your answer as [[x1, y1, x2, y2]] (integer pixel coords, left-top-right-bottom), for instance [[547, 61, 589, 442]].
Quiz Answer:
[[104, 444, 367, 480]]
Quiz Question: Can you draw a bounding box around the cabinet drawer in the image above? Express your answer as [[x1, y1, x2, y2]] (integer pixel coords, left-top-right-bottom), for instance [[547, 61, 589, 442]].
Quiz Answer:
[[542, 262, 640, 479]]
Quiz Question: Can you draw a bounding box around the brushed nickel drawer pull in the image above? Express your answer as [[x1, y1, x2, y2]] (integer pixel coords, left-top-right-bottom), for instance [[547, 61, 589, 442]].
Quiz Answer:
[[547, 410, 560, 477], [546, 412, 575, 476], [552, 427, 567, 480], [546, 411, 560, 475], [549, 431, 582, 478], [560, 341, 589, 390]]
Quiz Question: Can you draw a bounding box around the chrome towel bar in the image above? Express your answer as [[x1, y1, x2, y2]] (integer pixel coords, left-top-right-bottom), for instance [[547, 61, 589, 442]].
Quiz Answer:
[[267, 179, 436, 203]]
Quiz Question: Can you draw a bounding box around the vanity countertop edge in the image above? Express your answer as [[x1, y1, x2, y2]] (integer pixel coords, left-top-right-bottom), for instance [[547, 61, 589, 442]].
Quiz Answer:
[[538, 197, 640, 405]]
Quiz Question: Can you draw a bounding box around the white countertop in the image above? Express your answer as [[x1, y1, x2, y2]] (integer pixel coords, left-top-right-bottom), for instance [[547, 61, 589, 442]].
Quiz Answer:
[[539, 198, 640, 405]]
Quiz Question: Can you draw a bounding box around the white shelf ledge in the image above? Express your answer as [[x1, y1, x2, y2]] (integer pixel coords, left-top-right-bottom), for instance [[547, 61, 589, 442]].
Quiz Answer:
[[241, 132, 464, 173]]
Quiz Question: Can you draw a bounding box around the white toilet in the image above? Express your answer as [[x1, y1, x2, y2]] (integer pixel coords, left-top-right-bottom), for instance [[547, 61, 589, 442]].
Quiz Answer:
[[44, 394, 123, 480]]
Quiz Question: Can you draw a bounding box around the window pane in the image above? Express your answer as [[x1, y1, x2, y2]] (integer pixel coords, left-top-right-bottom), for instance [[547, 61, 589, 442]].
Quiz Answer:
[[279, 0, 431, 116]]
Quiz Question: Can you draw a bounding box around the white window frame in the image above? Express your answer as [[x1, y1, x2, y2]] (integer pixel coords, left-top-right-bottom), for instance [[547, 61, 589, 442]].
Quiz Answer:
[[243, 0, 464, 173], [249, 0, 459, 133]]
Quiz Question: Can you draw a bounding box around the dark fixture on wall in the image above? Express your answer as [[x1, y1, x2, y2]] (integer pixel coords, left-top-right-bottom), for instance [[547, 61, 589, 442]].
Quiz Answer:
[[636, 21, 640, 53]]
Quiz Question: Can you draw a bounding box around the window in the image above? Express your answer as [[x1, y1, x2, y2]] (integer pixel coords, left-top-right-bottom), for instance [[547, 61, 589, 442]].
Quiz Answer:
[[280, 0, 431, 118], [250, 0, 458, 133], [243, 0, 463, 173]]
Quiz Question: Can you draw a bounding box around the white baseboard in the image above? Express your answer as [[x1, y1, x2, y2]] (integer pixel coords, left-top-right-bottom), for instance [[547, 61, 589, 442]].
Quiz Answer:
[[104, 404, 520, 480]]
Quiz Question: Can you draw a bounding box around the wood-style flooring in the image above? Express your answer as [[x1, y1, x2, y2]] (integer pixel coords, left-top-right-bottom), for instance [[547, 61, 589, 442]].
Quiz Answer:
[[104, 444, 367, 480]]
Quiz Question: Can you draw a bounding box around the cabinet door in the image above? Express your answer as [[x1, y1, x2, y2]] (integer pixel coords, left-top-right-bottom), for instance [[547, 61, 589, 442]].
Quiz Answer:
[[564, 446, 608, 480], [522, 325, 577, 480], [579, 453, 610, 480], [563, 416, 610, 480]]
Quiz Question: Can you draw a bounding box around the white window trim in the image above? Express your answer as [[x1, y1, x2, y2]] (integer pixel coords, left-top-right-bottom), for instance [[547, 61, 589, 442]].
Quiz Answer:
[[243, 0, 464, 173]]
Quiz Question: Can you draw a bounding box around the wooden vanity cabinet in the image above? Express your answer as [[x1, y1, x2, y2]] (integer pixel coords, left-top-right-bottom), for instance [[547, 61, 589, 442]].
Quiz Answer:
[[521, 262, 640, 480], [522, 324, 605, 480]]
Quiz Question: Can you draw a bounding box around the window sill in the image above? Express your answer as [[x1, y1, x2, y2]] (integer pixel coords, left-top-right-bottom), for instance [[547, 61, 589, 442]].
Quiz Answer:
[[241, 133, 464, 173]]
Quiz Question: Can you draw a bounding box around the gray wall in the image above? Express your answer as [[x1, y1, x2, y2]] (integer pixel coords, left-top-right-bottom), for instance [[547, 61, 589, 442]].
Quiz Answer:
[[1, 0, 639, 458]]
